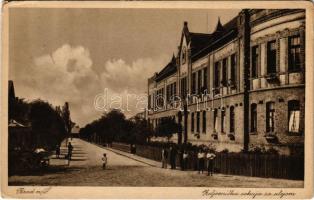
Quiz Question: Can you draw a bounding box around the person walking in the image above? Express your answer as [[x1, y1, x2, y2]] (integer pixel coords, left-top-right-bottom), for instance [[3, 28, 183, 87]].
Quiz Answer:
[[67, 142, 73, 164], [206, 150, 216, 176], [182, 150, 189, 171], [55, 144, 60, 158], [197, 149, 205, 174], [161, 147, 168, 169]]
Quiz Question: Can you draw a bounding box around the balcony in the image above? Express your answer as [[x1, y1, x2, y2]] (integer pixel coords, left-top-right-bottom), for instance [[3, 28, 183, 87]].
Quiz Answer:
[[211, 131, 218, 140], [227, 133, 235, 140], [264, 132, 279, 143], [265, 73, 280, 83], [228, 79, 237, 89]]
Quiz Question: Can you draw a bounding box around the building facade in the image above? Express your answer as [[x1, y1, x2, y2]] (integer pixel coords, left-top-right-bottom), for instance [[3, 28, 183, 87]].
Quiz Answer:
[[147, 9, 305, 155]]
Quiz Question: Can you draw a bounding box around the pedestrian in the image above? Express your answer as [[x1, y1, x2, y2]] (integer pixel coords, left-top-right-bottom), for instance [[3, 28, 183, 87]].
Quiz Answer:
[[102, 153, 108, 169], [55, 144, 60, 158], [170, 146, 177, 169], [197, 149, 205, 174], [68, 142, 73, 161], [182, 150, 189, 171], [161, 147, 168, 168], [206, 150, 216, 176]]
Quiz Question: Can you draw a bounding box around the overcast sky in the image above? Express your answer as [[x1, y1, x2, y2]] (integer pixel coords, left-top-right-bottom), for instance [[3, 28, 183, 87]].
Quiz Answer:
[[9, 8, 239, 126]]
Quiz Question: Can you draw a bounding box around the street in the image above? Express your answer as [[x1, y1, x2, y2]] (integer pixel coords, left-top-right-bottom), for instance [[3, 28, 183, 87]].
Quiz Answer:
[[9, 138, 303, 187]]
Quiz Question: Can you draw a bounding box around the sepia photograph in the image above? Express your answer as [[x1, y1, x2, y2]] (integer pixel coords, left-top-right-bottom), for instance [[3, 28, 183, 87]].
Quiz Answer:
[[1, 1, 313, 199]]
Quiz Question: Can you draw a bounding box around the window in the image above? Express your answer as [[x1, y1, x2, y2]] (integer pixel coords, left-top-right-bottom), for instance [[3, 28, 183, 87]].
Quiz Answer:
[[214, 109, 218, 132], [173, 82, 177, 97], [198, 70, 202, 94], [148, 95, 151, 109], [196, 112, 200, 132], [202, 111, 206, 133], [156, 88, 165, 108], [230, 54, 237, 83], [288, 100, 300, 133], [221, 109, 225, 133], [180, 77, 187, 98], [288, 35, 301, 72], [203, 68, 208, 93], [191, 112, 194, 132], [266, 102, 275, 132], [222, 58, 228, 86], [230, 106, 235, 133], [166, 85, 171, 103], [252, 45, 259, 78], [251, 104, 257, 132], [182, 47, 186, 65], [214, 62, 220, 88], [192, 73, 196, 94], [267, 41, 277, 74]]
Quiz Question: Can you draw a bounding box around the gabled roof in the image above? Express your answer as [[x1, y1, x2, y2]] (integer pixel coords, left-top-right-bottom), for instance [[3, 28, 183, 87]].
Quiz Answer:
[[155, 55, 177, 82], [9, 80, 15, 100], [189, 32, 212, 59], [191, 16, 238, 61]]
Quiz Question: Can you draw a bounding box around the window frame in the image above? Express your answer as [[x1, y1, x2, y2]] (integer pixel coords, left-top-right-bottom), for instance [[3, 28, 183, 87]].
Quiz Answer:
[[202, 110, 206, 133], [230, 54, 237, 84], [266, 102, 275, 133], [191, 112, 195, 132], [288, 100, 301, 134], [251, 45, 259, 78], [222, 58, 228, 86], [251, 103, 257, 133], [267, 40, 277, 75], [230, 106, 235, 133], [288, 35, 301, 73], [196, 111, 200, 133], [221, 109, 225, 133]]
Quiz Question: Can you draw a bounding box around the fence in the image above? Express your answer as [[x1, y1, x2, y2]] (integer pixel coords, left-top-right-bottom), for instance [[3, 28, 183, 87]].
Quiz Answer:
[[111, 143, 131, 153], [111, 143, 304, 180]]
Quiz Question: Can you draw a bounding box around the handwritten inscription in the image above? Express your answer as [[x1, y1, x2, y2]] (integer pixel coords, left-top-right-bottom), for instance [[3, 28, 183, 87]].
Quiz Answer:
[[16, 187, 51, 195], [202, 189, 296, 199]]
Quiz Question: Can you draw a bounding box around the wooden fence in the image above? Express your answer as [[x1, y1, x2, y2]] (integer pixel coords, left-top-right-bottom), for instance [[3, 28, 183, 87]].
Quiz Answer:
[[112, 143, 304, 180]]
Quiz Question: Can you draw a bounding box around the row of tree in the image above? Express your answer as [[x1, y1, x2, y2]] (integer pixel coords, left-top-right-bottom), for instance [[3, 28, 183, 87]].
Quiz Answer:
[[80, 109, 180, 145], [9, 97, 74, 151]]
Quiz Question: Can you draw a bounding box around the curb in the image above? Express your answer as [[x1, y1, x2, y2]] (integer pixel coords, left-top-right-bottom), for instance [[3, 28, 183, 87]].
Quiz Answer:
[[86, 141, 159, 167]]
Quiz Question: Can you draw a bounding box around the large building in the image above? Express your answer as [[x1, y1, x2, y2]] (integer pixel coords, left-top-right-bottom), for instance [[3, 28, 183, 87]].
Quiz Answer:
[[147, 9, 305, 155]]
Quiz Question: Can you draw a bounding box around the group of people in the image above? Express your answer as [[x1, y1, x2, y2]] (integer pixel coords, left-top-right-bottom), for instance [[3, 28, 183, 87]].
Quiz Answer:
[[161, 146, 216, 176], [55, 142, 73, 164]]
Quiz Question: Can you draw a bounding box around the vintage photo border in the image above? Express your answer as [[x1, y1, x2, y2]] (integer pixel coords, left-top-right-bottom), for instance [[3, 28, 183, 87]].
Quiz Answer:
[[1, 1, 313, 199]]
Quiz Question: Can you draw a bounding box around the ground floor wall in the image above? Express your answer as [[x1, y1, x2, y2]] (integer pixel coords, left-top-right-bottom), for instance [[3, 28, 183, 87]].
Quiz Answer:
[[248, 86, 305, 155]]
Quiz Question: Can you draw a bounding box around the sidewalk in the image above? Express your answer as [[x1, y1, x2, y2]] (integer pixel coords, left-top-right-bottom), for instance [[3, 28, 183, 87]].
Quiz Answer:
[[92, 143, 161, 167]]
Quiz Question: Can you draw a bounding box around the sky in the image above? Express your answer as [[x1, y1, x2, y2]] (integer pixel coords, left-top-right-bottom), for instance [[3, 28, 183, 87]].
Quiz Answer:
[[9, 8, 239, 127]]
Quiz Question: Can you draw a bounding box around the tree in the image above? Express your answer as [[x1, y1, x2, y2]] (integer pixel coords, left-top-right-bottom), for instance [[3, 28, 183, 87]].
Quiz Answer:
[[61, 102, 74, 135], [29, 100, 67, 150], [155, 117, 179, 141]]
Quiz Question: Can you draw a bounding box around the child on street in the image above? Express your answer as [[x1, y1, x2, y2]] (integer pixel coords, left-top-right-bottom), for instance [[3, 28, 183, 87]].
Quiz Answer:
[[102, 153, 108, 169]]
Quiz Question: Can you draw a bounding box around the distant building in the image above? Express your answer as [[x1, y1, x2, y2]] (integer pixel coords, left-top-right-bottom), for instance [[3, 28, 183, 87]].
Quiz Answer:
[[70, 125, 80, 138], [147, 9, 305, 155]]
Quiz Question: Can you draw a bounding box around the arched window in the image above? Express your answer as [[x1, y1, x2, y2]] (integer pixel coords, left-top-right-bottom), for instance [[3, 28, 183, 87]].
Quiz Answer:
[[202, 111, 206, 133], [196, 112, 200, 133], [214, 109, 218, 132], [230, 106, 235, 133], [288, 100, 300, 133], [191, 112, 194, 132], [266, 102, 275, 132], [251, 104, 257, 132], [182, 47, 186, 65], [221, 109, 225, 133]]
